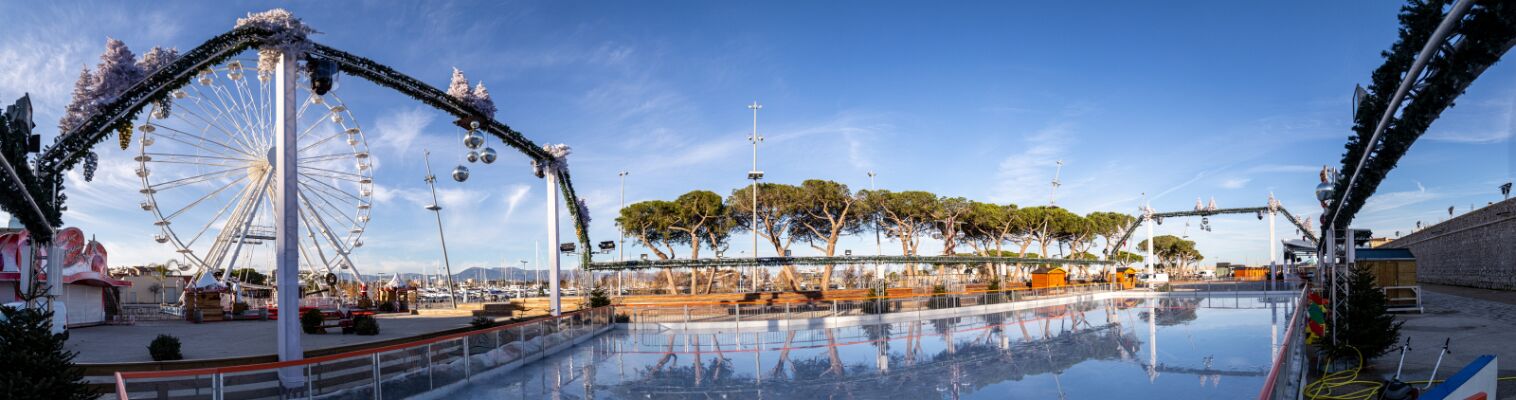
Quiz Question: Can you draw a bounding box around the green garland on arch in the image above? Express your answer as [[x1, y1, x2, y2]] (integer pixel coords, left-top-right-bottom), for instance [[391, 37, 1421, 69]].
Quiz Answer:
[[1327, 1, 1516, 228]]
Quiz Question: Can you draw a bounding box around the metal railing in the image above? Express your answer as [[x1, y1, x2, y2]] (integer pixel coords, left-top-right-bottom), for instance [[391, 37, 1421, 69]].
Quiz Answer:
[[112, 307, 615, 400], [1257, 287, 1310, 400], [621, 283, 1116, 325]]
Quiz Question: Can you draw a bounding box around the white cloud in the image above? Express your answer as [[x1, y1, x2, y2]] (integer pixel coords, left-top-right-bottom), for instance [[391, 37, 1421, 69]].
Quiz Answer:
[[1359, 181, 1439, 215], [502, 184, 531, 221], [1219, 177, 1251, 189], [371, 107, 435, 158]]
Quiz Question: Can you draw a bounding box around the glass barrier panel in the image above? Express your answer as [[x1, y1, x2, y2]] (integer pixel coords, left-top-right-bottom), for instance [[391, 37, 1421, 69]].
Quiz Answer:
[[377, 346, 430, 399], [219, 369, 281, 400], [308, 353, 375, 399], [121, 374, 213, 400], [427, 338, 466, 390]]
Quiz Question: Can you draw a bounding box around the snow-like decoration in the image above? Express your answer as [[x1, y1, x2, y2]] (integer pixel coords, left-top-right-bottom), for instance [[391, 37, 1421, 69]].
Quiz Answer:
[[137, 47, 180, 119], [93, 38, 144, 105], [531, 143, 572, 178], [575, 197, 592, 224], [447, 68, 471, 99], [234, 8, 316, 78], [471, 82, 496, 117], [445, 68, 498, 118], [58, 68, 96, 136], [135, 46, 179, 74]]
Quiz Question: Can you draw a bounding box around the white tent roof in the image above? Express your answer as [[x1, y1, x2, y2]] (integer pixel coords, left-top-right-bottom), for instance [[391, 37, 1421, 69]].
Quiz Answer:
[[386, 274, 408, 289], [193, 272, 226, 290]]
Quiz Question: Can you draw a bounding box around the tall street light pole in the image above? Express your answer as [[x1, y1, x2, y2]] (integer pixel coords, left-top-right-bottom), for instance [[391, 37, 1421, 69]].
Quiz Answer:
[[423, 150, 459, 309], [869, 171, 883, 287], [869, 171, 880, 256], [747, 101, 764, 292], [618, 171, 628, 294], [1050, 160, 1064, 207]]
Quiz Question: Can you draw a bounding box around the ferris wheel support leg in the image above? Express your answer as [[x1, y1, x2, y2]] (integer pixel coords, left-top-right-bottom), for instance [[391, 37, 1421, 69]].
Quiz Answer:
[[546, 170, 562, 317], [273, 51, 305, 389]]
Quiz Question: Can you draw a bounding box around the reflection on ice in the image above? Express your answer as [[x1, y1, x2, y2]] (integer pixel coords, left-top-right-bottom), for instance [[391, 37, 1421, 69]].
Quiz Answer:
[[458, 295, 1294, 400]]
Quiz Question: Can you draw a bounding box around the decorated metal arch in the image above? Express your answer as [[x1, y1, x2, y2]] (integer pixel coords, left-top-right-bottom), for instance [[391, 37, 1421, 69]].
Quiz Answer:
[[11, 10, 593, 270]]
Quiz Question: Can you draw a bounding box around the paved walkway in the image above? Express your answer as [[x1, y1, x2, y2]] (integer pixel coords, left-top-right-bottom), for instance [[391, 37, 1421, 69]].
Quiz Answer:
[[67, 313, 476, 363], [1365, 285, 1516, 398]]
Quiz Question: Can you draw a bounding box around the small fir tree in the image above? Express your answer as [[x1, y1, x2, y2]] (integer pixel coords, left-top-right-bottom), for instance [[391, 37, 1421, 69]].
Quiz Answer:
[[92, 38, 143, 104], [1323, 264, 1403, 360], [58, 68, 96, 134], [446, 68, 472, 101], [471, 81, 496, 117], [0, 285, 98, 400]]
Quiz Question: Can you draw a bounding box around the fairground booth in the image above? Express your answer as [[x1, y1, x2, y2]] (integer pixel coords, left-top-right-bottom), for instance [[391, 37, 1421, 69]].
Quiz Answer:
[[0, 225, 131, 327], [1030, 266, 1068, 289], [1113, 267, 1139, 289]]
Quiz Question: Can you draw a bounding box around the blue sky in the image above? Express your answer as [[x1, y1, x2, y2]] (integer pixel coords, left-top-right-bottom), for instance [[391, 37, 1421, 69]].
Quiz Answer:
[[1, 2, 1512, 274]]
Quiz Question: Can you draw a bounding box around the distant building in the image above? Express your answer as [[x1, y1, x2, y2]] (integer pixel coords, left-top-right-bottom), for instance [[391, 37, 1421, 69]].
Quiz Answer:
[[111, 266, 191, 305]]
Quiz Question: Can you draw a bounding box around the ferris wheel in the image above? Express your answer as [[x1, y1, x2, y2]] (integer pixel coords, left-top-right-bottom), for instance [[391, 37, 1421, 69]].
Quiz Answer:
[[133, 58, 373, 288]]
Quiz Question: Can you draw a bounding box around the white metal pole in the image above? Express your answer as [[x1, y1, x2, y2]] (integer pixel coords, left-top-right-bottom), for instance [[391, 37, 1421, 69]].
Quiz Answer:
[[273, 51, 304, 388], [1145, 215, 1155, 275], [870, 171, 882, 285], [547, 170, 562, 316], [18, 245, 31, 307], [422, 151, 458, 309], [1269, 209, 1277, 290], [46, 241, 62, 332], [749, 101, 762, 292], [1325, 227, 1336, 345], [619, 171, 627, 294]]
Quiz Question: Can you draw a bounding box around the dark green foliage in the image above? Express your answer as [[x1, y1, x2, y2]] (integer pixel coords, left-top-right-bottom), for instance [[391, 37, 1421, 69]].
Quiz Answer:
[[301, 309, 325, 334], [588, 287, 611, 308], [470, 316, 497, 329], [928, 285, 958, 309], [1329, 0, 1516, 227], [376, 302, 395, 313], [0, 300, 98, 400], [863, 288, 887, 314], [148, 334, 182, 361], [984, 279, 1004, 304], [352, 315, 379, 336], [1323, 265, 1403, 360]]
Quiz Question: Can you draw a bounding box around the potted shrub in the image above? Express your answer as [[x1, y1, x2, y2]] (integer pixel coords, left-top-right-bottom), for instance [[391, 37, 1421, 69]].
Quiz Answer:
[[352, 315, 379, 336], [301, 309, 325, 334], [148, 334, 183, 361]]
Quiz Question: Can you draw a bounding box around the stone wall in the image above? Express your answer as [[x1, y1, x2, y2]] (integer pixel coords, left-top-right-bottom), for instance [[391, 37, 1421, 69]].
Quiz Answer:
[[1385, 197, 1516, 290]]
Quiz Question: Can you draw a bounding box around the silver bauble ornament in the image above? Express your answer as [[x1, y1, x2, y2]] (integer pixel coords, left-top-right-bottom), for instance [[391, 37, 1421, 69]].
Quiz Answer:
[[470, 121, 481, 130], [463, 132, 484, 149], [1314, 182, 1334, 204], [452, 165, 470, 182], [480, 147, 497, 164], [466, 150, 479, 163]]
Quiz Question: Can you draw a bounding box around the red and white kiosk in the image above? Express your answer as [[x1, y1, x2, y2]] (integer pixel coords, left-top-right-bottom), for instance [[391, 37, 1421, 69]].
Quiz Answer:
[[0, 226, 132, 327]]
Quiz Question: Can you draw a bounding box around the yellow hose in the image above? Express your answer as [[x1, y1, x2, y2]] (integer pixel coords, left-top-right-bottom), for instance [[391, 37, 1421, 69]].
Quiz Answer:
[[1304, 346, 1516, 400]]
